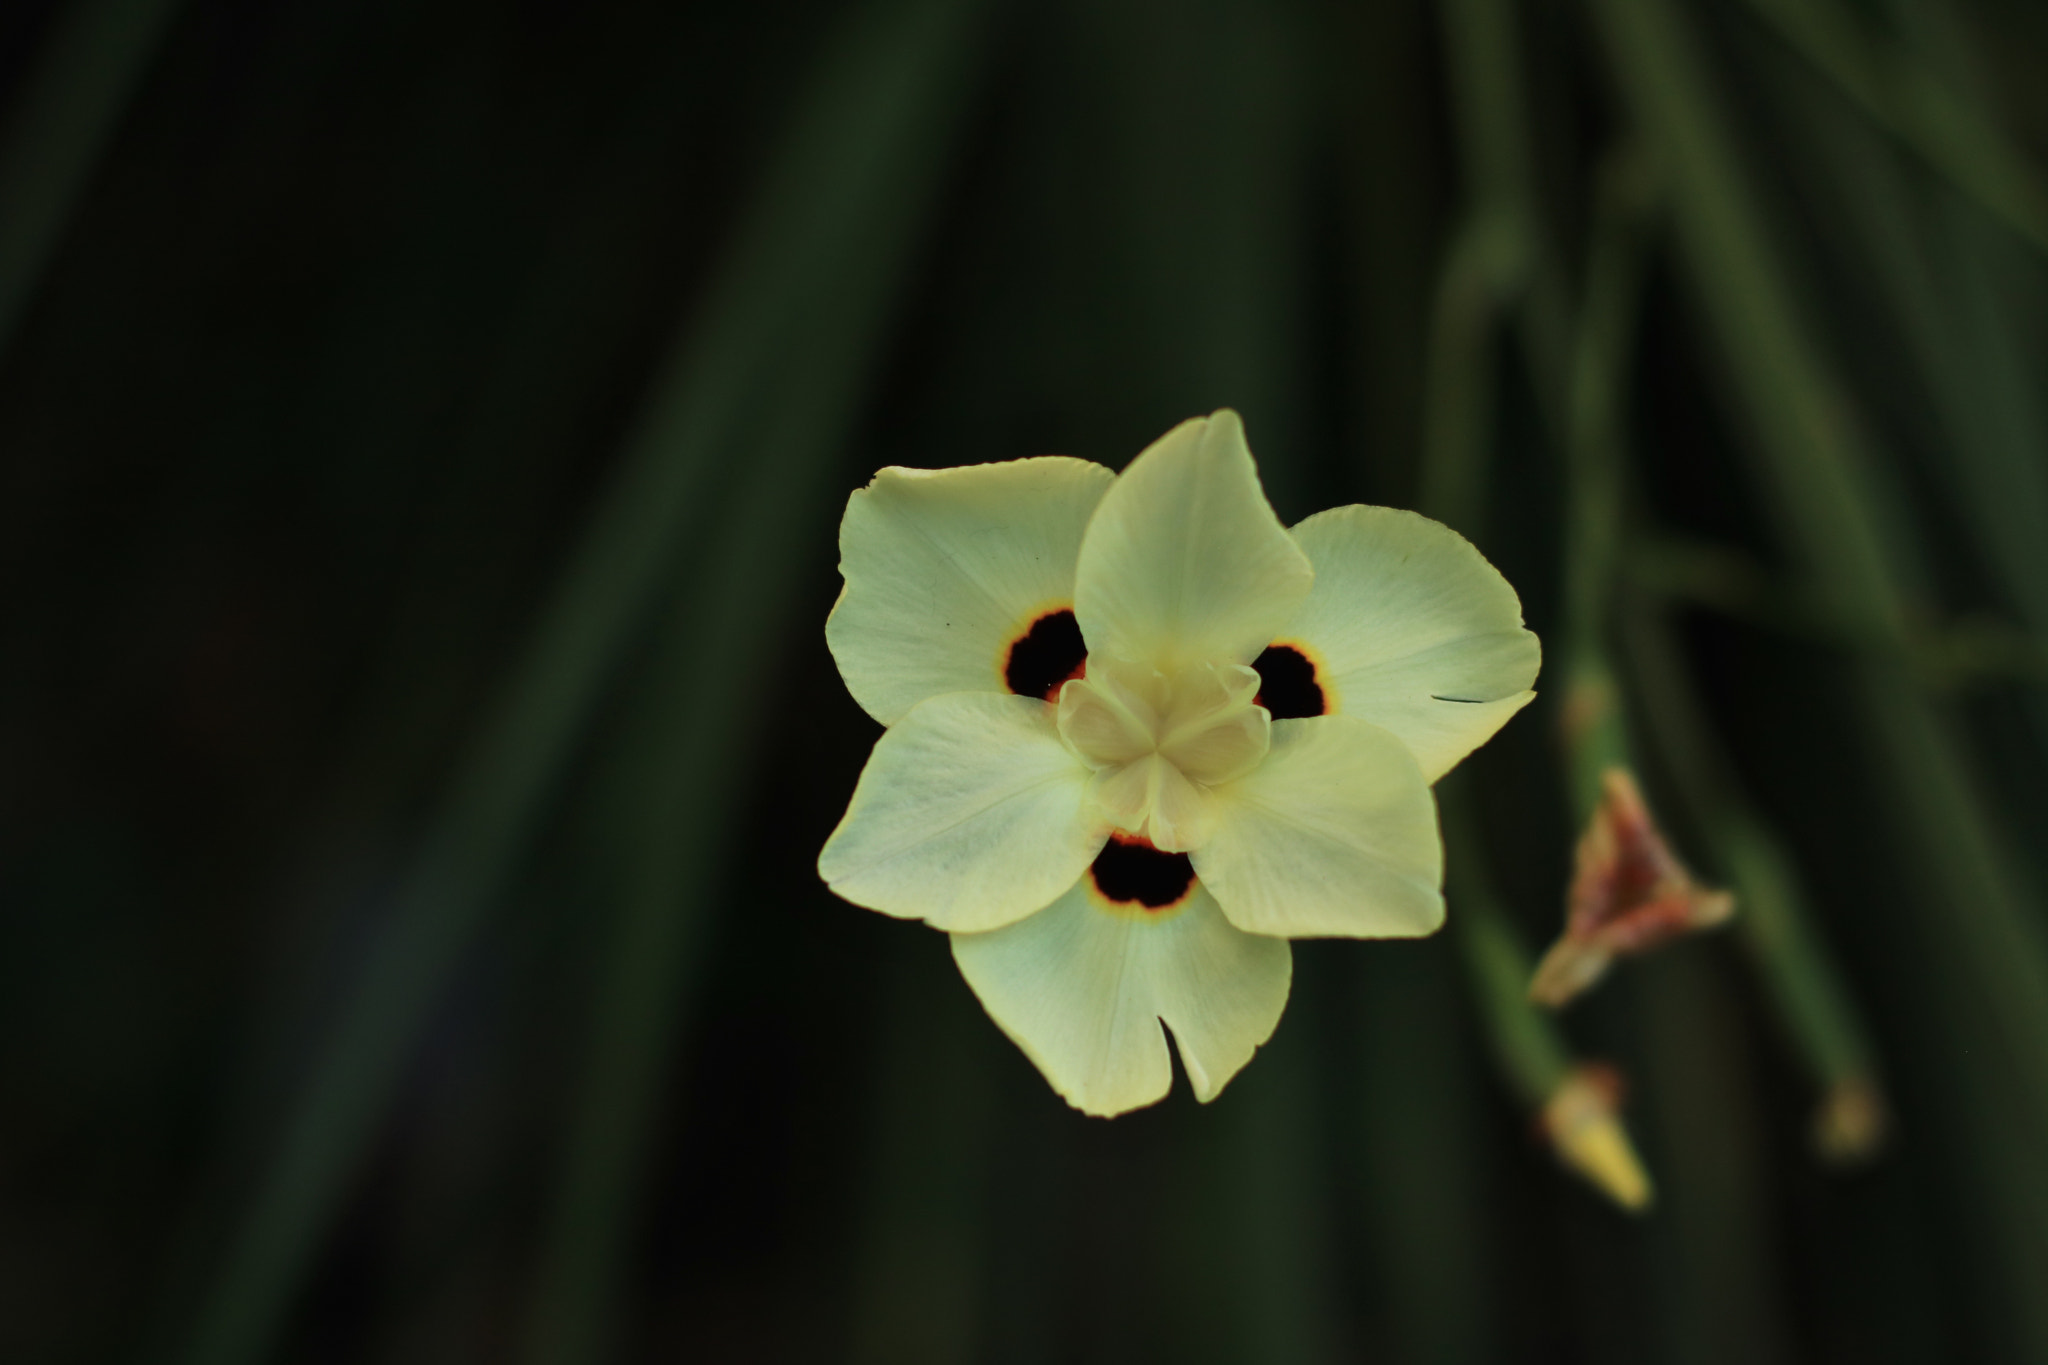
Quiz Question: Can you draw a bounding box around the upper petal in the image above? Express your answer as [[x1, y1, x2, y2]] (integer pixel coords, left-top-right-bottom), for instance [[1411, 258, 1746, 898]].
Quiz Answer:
[[1280, 505, 1539, 781], [1192, 715, 1444, 939], [950, 878, 1292, 1117], [827, 457, 1116, 724], [818, 691, 1105, 932], [1074, 411, 1313, 674]]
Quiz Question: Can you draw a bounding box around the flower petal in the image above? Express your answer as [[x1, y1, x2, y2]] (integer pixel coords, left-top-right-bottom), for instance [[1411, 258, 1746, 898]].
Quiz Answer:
[[1193, 715, 1443, 938], [1088, 754, 1215, 853], [827, 457, 1116, 724], [950, 880, 1291, 1116], [1074, 410, 1313, 673], [1282, 505, 1540, 781], [818, 692, 1104, 932]]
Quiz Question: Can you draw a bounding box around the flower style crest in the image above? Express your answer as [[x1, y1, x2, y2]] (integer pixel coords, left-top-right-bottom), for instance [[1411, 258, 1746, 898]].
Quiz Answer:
[[819, 411, 1540, 1116]]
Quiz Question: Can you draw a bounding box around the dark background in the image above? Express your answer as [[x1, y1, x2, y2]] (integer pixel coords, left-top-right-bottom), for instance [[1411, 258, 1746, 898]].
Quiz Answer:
[[6, 0, 2048, 1361]]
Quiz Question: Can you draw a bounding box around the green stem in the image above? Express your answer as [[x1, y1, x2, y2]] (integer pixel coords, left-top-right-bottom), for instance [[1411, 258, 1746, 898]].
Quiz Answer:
[[1621, 584, 1886, 1158], [1445, 788, 1572, 1106], [1415, 30, 1600, 1181], [1557, 149, 1659, 822]]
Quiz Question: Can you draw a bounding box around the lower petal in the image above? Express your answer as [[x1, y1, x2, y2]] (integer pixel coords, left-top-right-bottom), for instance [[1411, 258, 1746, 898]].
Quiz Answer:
[[1193, 715, 1444, 939], [951, 880, 1292, 1116], [818, 692, 1104, 932]]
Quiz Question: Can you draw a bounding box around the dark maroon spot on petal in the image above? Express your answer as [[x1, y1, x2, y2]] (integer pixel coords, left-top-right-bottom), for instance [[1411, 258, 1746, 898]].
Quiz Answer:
[[1253, 644, 1325, 719], [1089, 834, 1195, 910], [1005, 608, 1087, 700]]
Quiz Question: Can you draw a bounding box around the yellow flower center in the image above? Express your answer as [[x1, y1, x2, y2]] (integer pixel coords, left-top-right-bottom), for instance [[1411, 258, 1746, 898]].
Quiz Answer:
[[1054, 658, 1271, 852]]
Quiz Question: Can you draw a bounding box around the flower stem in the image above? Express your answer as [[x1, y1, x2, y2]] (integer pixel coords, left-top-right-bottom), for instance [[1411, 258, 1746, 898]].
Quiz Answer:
[[1621, 585, 1888, 1161], [1422, 4, 1652, 1205], [1557, 148, 1659, 825]]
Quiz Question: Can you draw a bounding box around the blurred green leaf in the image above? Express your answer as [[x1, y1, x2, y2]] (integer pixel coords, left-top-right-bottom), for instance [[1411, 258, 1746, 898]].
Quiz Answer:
[[176, 2, 992, 1361], [0, 0, 185, 353]]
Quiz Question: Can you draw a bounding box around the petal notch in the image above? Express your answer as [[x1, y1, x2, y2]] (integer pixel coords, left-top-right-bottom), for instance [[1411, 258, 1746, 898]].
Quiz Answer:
[[951, 880, 1291, 1116]]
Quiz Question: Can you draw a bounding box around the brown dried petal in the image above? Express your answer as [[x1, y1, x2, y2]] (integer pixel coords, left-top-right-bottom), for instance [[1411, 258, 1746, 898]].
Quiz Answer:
[[1530, 767, 1734, 1006]]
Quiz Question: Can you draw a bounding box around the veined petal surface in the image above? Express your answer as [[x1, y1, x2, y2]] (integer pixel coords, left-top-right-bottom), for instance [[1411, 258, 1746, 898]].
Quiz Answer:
[[827, 457, 1115, 724], [1282, 505, 1539, 781], [1074, 411, 1312, 674], [1193, 715, 1443, 939], [818, 692, 1103, 932], [951, 880, 1291, 1117]]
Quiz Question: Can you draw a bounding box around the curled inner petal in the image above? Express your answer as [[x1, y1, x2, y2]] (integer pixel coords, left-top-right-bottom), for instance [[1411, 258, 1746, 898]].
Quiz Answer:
[[1092, 755, 1213, 852], [1058, 659, 1271, 852], [1057, 667, 1159, 766]]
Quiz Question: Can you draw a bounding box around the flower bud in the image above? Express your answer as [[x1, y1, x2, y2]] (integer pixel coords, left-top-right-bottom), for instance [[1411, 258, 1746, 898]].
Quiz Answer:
[[1531, 767, 1734, 1006], [1540, 1064, 1654, 1212]]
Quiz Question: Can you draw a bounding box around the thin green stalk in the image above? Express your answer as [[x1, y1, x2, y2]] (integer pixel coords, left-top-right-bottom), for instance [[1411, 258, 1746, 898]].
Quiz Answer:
[[1551, 145, 1788, 1348], [1417, 214, 1526, 536], [1556, 149, 1658, 823], [174, 2, 990, 1361], [1436, 0, 1570, 410], [1445, 782, 1653, 1211], [1621, 586, 1886, 1160], [1414, 191, 1581, 1121], [1763, 0, 2048, 850], [0, 0, 187, 355], [1440, 0, 1644, 827], [1448, 809, 1571, 1108], [1739, 0, 2048, 258], [1414, 83, 1650, 1207], [1585, 0, 2048, 1347]]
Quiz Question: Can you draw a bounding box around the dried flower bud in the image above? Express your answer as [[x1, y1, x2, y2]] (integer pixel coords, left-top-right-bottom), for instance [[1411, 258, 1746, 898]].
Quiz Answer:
[[1530, 767, 1734, 1006], [1540, 1064, 1654, 1211]]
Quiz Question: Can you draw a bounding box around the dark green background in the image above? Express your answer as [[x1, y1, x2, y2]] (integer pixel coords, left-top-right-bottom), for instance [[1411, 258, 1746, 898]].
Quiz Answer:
[[5, 0, 2048, 1361]]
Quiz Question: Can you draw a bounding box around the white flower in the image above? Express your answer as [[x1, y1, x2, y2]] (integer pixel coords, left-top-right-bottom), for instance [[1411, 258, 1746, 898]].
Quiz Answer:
[[818, 411, 1539, 1116]]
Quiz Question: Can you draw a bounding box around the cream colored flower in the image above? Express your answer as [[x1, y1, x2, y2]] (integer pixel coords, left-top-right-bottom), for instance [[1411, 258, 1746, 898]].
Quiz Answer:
[[819, 411, 1538, 1116]]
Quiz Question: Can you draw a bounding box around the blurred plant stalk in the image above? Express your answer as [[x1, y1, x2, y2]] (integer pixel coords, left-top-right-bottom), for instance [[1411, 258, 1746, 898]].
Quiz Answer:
[[1534, 149, 1733, 1009], [1448, 792, 1654, 1212], [1423, 2, 1653, 1210], [1525, 81, 1880, 1165], [1588, 0, 2048, 1348], [1741, 0, 2048, 258], [1621, 584, 1888, 1163]]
